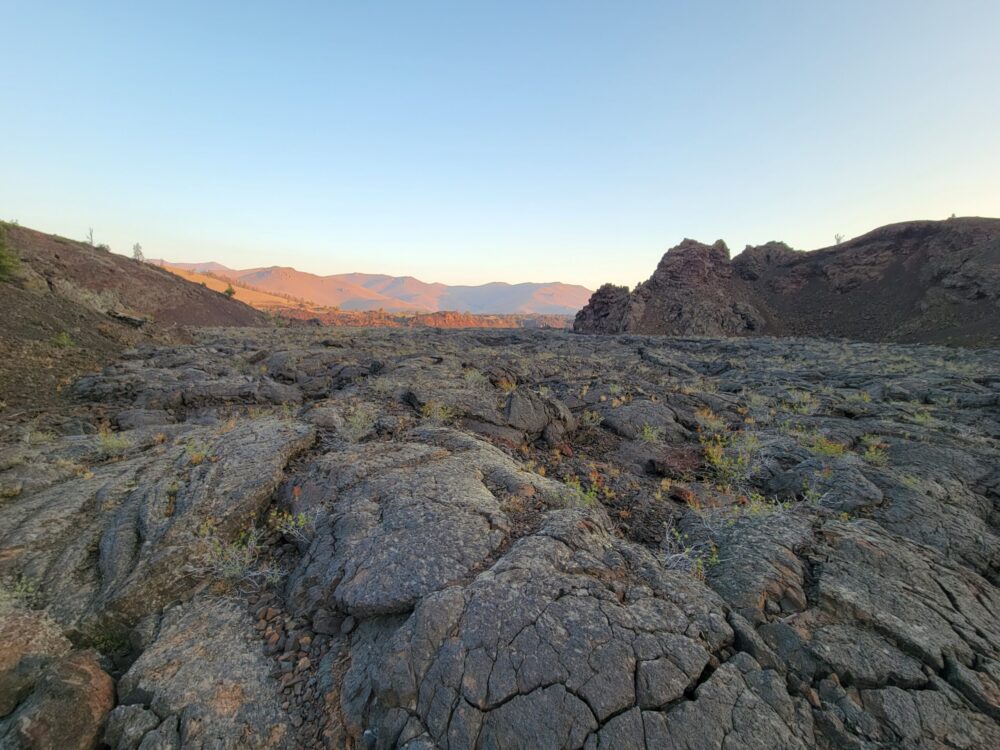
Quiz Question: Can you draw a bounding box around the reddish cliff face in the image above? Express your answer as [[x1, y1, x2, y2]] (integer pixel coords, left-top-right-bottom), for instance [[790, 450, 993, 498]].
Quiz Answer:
[[575, 218, 1000, 346]]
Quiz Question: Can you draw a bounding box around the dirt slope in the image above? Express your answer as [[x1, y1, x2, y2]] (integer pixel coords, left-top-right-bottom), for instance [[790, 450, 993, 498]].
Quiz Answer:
[[0, 223, 265, 409]]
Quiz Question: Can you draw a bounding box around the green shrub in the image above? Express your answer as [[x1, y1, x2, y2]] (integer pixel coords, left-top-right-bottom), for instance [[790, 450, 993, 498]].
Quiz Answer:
[[807, 434, 846, 457], [462, 369, 491, 391], [342, 404, 377, 441], [51, 331, 75, 348], [98, 426, 130, 457], [639, 423, 664, 443], [420, 400, 454, 424], [0, 574, 40, 613], [0, 227, 18, 281], [191, 522, 279, 591], [860, 434, 889, 466]]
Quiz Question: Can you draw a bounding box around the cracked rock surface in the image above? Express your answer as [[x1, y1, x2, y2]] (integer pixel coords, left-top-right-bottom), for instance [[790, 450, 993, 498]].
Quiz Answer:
[[2, 326, 1000, 748]]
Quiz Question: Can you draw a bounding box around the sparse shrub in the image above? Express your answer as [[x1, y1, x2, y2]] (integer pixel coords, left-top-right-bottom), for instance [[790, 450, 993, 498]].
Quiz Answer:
[[51, 331, 75, 348], [860, 434, 889, 466], [639, 423, 664, 443], [223, 284, 236, 299], [420, 400, 454, 424], [98, 426, 130, 457], [563, 474, 600, 508], [0, 227, 19, 281], [784, 390, 818, 415], [912, 410, 933, 426], [191, 521, 279, 591], [661, 521, 719, 580], [342, 404, 376, 442], [87, 627, 130, 656], [23, 427, 56, 445], [497, 377, 518, 394], [694, 407, 725, 433], [184, 440, 210, 465], [807, 434, 846, 457], [462, 369, 491, 391], [701, 430, 762, 496], [0, 574, 40, 613], [268, 508, 315, 545], [579, 410, 603, 429], [132, 242, 144, 262]]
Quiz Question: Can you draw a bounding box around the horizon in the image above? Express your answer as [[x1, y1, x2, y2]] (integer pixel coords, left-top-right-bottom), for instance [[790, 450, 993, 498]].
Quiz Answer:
[[3, 1, 999, 289]]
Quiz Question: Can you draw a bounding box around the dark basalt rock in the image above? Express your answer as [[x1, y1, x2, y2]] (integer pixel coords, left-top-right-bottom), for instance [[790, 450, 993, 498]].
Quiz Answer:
[[575, 217, 1000, 346], [2, 326, 1000, 748]]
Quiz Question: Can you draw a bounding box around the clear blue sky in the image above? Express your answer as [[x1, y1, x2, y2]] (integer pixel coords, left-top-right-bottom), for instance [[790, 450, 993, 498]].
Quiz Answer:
[[2, 1, 998, 288]]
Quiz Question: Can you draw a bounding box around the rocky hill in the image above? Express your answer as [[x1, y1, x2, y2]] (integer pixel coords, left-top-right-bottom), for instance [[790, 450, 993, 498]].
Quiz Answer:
[[575, 218, 1000, 346], [158, 261, 593, 315], [1, 327, 998, 748], [0, 223, 266, 409]]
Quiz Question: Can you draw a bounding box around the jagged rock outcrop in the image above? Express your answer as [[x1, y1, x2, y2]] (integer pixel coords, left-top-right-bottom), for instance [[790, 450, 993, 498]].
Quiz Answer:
[[570, 284, 631, 334], [580, 239, 766, 338], [576, 218, 1000, 346]]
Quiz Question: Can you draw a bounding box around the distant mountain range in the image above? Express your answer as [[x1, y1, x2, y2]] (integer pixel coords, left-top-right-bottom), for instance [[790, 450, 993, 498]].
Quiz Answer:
[[154, 261, 592, 315]]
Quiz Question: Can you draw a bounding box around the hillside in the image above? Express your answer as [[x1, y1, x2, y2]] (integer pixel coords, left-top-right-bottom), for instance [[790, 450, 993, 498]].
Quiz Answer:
[[575, 217, 1000, 346], [156, 261, 593, 314], [0, 223, 265, 408]]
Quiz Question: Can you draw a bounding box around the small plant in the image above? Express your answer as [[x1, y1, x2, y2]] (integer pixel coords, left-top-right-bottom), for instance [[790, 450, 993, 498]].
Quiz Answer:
[[342, 404, 376, 442], [701, 430, 761, 496], [0, 227, 19, 281], [694, 407, 725, 433], [563, 474, 599, 508], [132, 242, 144, 262], [191, 521, 280, 591], [785, 390, 818, 415], [579, 410, 603, 429], [223, 284, 236, 299], [912, 410, 933, 426], [184, 440, 210, 465], [497, 377, 518, 395], [639, 423, 664, 443], [268, 508, 315, 545], [98, 426, 130, 457], [0, 574, 40, 613], [51, 331, 75, 348], [462, 369, 491, 391], [860, 435, 889, 466], [420, 400, 454, 424], [23, 426, 57, 445], [807, 434, 846, 457], [661, 522, 718, 580], [88, 627, 130, 656]]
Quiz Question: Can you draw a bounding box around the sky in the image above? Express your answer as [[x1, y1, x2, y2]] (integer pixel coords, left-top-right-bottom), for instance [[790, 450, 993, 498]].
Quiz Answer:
[[1, 1, 998, 289]]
